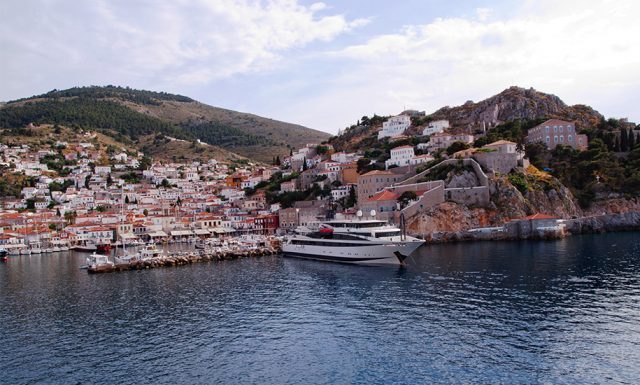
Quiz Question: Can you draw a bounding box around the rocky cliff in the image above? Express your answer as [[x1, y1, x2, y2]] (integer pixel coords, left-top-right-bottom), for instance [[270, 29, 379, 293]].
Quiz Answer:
[[407, 171, 583, 235], [429, 86, 603, 132]]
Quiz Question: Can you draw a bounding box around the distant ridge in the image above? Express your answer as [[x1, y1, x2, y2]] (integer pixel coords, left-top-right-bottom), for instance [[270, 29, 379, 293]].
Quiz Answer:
[[0, 86, 330, 163]]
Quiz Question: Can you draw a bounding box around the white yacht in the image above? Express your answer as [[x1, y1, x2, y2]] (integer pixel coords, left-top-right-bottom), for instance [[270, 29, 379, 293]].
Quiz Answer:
[[282, 217, 424, 266]]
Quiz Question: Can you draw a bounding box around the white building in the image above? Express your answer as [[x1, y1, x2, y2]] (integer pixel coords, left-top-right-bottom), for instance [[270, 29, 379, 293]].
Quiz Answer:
[[422, 120, 450, 136], [385, 145, 415, 169], [378, 115, 411, 139], [94, 166, 111, 175], [409, 154, 435, 166], [330, 152, 361, 164]]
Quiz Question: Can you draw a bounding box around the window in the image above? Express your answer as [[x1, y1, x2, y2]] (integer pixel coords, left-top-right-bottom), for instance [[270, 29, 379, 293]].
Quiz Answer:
[[559, 126, 563, 132], [554, 126, 558, 132], [568, 125, 573, 132], [560, 136, 564, 142], [546, 126, 550, 133], [554, 136, 558, 143], [568, 135, 573, 142], [546, 136, 550, 142]]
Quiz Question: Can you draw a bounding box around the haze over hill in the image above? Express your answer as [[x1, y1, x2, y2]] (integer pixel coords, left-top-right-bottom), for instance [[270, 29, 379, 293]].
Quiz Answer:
[[0, 86, 331, 163]]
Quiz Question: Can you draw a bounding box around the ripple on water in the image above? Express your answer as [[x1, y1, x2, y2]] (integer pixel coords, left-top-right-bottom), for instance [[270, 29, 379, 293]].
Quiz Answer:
[[1, 233, 640, 384]]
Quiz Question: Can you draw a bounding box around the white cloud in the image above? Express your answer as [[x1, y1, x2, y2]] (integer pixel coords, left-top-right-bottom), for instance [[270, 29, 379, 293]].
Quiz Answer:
[[316, 0, 640, 131], [0, 0, 367, 96]]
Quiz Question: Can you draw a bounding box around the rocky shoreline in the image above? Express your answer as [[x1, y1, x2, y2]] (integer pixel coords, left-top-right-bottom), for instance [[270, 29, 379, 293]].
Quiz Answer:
[[88, 246, 281, 274], [413, 211, 640, 244]]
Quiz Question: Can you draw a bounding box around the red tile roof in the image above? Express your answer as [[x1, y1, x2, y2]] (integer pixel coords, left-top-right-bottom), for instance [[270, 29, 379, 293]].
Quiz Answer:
[[369, 190, 399, 201]]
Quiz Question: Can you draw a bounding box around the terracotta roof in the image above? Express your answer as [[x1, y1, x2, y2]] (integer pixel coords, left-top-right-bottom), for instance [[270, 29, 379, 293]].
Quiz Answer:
[[485, 140, 516, 146], [369, 190, 399, 201], [534, 119, 575, 127], [392, 145, 413, 150], [362, 170, 394, 176]]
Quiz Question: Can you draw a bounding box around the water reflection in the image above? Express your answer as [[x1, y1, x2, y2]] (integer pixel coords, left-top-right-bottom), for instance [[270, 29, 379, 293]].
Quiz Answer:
[[1, 233, 639, 384]]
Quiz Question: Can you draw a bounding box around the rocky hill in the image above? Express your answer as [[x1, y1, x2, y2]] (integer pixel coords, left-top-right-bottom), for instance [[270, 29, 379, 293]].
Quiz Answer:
[[329, 86, 606, 152], [0, 86, 330, 163], [429, 86, 603, 132]]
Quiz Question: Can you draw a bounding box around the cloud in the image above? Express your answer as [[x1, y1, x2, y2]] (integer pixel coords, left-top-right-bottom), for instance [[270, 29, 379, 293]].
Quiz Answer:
[[315, 0, 640, 131], [0, 0, 367, 96]]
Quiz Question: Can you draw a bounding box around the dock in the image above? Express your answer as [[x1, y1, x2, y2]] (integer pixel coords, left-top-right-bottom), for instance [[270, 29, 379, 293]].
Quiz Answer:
[[88, 246, 281, 274]]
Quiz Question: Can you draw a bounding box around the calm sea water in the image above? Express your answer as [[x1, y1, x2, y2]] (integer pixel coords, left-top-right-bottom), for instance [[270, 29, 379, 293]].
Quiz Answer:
[[1, 233, 640, 384]]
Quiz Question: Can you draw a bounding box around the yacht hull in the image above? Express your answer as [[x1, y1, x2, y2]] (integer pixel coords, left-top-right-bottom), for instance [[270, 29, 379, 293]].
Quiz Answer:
[[282, 240, 423, 266]]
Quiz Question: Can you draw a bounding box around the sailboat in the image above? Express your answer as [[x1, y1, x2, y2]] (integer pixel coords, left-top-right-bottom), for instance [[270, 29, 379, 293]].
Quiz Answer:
[[114, 188, 139, 264]]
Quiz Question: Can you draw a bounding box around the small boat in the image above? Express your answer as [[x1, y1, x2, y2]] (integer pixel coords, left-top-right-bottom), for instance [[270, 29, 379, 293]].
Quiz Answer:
[[85, 253, 115, 273], [72, 241, 97, 252], [139, 244, 163, 260], [0, 247, 7, 261], [114, 253, 139, 264]]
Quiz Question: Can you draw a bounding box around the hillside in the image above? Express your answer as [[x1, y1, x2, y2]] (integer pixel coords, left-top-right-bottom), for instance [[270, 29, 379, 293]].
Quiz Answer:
[[0, 86, 330, 163], [330, 86, 606, 152], [428, 86, 603, 132]]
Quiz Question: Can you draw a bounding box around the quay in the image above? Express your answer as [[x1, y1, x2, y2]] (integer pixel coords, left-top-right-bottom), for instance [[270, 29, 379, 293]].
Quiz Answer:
[[88, 245, 281, 274]]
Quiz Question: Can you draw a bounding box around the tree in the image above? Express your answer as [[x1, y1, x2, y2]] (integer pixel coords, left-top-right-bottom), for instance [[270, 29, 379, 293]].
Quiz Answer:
[[143, 209, 148, 216], [614, 137, 621, 152], [629, 128, 636, 150], [446, 141, 470, 156], [276, 155, 280, 165], [302, 157, 308, 171], [398, 191, 418, 209], [125, 195, 130, 204], [161, 179, 171, 188], [346, 185, 357, 208], [357, 158, 371, 173], [106, 173, 113, 186], [621, 128, 629, 151], [64, 210, 77, 224]]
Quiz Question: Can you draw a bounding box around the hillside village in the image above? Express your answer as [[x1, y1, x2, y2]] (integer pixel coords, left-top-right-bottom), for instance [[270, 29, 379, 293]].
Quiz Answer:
[[1, 87, 640, 254]]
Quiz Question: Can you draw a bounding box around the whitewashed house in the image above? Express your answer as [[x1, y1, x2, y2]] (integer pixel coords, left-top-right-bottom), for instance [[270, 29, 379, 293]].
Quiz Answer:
[[378, 115, 411, 139]]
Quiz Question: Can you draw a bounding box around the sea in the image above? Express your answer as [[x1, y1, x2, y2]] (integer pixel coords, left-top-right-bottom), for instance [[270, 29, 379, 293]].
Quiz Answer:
[[1, 232, 639, 384]]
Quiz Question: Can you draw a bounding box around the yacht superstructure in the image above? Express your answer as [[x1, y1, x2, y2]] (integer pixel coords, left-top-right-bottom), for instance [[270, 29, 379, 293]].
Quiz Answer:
[[282, 218, 424, 266]]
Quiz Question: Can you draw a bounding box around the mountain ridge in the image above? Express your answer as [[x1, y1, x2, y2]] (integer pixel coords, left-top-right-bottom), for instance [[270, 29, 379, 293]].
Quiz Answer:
[[0, 86, 331, 163]]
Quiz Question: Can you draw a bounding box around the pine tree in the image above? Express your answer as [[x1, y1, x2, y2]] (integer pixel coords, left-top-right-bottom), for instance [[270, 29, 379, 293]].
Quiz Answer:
[[621, 128, 629, 151], [302, 157, 308, 171], [629, 128, 636, 150], [614, 137, 621, 152], [346, 185, 357, 208], [276, 155, 280, 165], [125, 195, 130, 204]]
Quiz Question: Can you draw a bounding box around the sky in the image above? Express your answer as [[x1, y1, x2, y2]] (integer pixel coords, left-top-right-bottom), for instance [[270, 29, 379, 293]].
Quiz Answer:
[[1, 0, 639, 134]]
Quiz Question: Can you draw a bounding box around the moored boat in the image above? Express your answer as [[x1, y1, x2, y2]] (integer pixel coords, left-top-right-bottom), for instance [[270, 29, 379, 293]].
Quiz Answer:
[[282, 216, 424, 266]]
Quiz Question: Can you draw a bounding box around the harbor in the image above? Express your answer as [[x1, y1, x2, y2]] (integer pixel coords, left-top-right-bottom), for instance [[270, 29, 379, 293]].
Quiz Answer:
[[86, 244, 281, 274], [2, 232, 639, 384]]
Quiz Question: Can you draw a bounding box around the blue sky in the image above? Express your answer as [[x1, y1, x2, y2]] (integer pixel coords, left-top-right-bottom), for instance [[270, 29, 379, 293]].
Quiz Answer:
[[1, 0, 639, 134]]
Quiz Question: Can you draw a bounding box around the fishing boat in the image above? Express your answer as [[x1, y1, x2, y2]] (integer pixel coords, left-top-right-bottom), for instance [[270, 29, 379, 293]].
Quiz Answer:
[[83, 252, 115, 273], [72, 240, 97, 252]]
